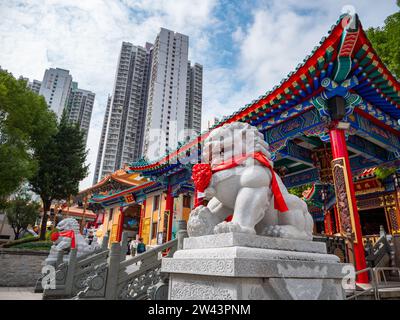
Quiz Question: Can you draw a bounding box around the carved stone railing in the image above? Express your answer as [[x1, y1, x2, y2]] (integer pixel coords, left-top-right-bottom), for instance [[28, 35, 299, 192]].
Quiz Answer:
[[365, 235, 392, 268], [76, 238, 179, 300], [40, 234, 111, 299], [313, 234, 349, 263], [363, 235, 380, 248]]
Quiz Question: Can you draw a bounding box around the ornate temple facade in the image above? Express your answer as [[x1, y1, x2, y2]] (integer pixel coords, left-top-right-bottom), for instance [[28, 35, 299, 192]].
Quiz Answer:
[[81, 13, 400, 282]]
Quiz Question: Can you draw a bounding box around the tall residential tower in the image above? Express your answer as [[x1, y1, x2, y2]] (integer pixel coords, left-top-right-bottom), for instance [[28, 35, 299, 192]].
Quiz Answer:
[[142, 28, 190, 160], [28, 80, 42, 94], [100, 42, 152, 178], [93, 95, 112, 185], [95, 28, 202, 183], [39, 68, 72, 119], [65, 82, 96, 144], [185, 62, 203, 136]]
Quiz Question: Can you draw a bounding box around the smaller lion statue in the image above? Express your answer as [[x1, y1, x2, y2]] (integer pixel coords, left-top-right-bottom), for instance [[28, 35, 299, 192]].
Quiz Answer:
[[188, 122, 314, 240], [45, 218, 100, 265]]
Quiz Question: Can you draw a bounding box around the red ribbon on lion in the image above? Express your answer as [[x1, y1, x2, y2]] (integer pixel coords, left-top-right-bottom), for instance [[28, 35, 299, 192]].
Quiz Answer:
[[192, 151, 289, 213], [50, 230, 76, 249]]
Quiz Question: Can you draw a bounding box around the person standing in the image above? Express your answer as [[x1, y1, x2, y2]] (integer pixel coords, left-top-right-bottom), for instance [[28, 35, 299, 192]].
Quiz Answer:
[[136, 237, 146, 255], [87, 230, 94, 245], [130, 238, 137, 257]]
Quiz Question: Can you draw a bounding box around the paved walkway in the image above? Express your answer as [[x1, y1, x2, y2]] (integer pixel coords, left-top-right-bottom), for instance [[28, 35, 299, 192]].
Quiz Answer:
[[0, 287, 42, 300]]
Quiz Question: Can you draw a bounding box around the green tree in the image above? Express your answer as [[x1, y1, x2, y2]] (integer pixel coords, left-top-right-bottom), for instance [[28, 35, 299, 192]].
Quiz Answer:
[[29, 112, 89, 239], [6, 192, 40, 239], [0, 70, 57, 204], [367, 2, 400, 78], [288, 184, 312, 198]]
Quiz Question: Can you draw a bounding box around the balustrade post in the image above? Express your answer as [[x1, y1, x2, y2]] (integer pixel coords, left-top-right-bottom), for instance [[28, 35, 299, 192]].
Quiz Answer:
[[56, 250, 64, 268], [102, 232, 110, 251], [177, 221, 188, 251], [65, 249, 77, 296], [120, 231, 129, 262], [105, 242, 121, 300]]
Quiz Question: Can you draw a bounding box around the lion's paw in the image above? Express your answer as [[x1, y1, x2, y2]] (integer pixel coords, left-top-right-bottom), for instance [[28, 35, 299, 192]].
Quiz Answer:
[[187, 205, 220, 237], [263, 225, 311, 240], [214, 221, 256, 234], [263, 225, 289, 238]]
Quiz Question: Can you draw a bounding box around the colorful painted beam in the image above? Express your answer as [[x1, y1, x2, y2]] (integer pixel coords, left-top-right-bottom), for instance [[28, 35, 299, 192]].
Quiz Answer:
[[125, 13, 400, 184]]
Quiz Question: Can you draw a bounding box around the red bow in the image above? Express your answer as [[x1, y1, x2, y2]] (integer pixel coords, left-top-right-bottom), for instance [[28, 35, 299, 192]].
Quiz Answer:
[[192, 163, 213, 193], [192, 152, 288, 212], [50, 230, 76, 248]]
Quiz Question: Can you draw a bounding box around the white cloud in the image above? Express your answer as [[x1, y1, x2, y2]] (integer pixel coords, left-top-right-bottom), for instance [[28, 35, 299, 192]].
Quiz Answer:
[[0, 0, 217, 190], [0, 0, 398, 191]]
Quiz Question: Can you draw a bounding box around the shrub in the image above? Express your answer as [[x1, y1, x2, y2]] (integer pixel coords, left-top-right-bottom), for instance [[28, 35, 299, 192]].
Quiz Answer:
[[13, 240, 52, 251], [1, 235, 39, 248]]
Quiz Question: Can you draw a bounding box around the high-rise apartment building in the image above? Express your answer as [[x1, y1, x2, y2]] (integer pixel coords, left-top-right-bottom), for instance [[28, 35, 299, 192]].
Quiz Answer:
[[142, 28, 190, 160], [185, 62, 203, 136], [65, 81, 95, 144], [95, 28, 202, 182], [28, 80, 42, 94], [93, 95, 112, 185], [100, 42, 152, 178], [39, 68, 72, 119]]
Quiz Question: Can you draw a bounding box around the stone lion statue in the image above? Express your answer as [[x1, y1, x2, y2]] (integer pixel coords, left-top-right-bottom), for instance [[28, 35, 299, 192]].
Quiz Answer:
[[45, 218, 99, 265], [188, 122, 314, 240]]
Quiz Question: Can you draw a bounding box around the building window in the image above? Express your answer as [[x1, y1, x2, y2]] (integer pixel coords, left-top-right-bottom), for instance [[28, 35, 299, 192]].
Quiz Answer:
[[153, 195, 160, 211]]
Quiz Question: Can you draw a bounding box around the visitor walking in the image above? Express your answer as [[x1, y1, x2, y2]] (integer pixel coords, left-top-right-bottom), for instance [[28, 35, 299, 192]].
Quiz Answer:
[[87, 230, 94, 245], [130, 234, 140, 257]]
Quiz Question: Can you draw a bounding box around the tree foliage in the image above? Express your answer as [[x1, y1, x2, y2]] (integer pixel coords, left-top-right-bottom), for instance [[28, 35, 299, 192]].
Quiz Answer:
[[375, 166, 396, 181], [5, 192, 40, 239], [367, 3, 400, 78], [288, 184, 312, 198], [29, 112, 89, 239], [0, 70, 57, 202]]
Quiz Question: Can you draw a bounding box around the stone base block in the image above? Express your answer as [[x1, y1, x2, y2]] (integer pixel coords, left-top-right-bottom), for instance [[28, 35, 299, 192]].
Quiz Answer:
[[168, 274, 345, 300], [161, 233, 352, 300]]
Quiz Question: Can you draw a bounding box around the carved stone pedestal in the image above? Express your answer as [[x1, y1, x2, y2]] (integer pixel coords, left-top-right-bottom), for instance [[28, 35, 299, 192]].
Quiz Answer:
[[161, 233, 352, 300]]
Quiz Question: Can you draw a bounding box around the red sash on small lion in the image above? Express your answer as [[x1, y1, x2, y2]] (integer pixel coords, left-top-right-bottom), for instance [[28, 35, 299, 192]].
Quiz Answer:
[[51, 230, 76, 248]]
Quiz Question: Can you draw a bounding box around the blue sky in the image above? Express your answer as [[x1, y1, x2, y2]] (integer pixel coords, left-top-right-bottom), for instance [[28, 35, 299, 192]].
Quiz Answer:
[[0, 0, 398, 189]]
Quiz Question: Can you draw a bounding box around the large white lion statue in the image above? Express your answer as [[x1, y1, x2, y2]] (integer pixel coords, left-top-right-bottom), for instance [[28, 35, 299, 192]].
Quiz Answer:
[[188, 122, 314, 240], [45, 218, 99, 265]]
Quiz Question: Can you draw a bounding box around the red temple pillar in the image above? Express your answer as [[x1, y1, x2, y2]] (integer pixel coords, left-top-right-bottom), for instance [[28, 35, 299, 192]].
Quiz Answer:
[[166, 185, 174, 241], [116, 206, 124, 242], [101, 210, 106, 225], [329, 125, 368, 283]]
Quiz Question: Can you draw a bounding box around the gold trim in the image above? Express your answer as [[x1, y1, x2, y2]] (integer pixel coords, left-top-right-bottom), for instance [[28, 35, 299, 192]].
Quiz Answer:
[[332, 157, 358, 243]]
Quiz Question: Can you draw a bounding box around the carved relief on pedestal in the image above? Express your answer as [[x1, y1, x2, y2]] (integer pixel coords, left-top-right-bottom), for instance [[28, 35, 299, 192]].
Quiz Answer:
[[170, 278, 234, 300], [331, 158, 357, 241]]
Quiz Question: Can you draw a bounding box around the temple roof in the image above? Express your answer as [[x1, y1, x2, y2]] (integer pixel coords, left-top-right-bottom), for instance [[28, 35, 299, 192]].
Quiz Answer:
[[128, 13, 400, 176], [61, 206, 97, 221], [354, 167, 378, 181], [80, 169, 148, 196], [89, 181, 159, 206]]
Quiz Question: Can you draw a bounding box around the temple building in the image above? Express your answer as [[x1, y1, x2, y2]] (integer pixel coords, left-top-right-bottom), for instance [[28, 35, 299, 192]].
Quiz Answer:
[[81, 13, 400, 283]]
